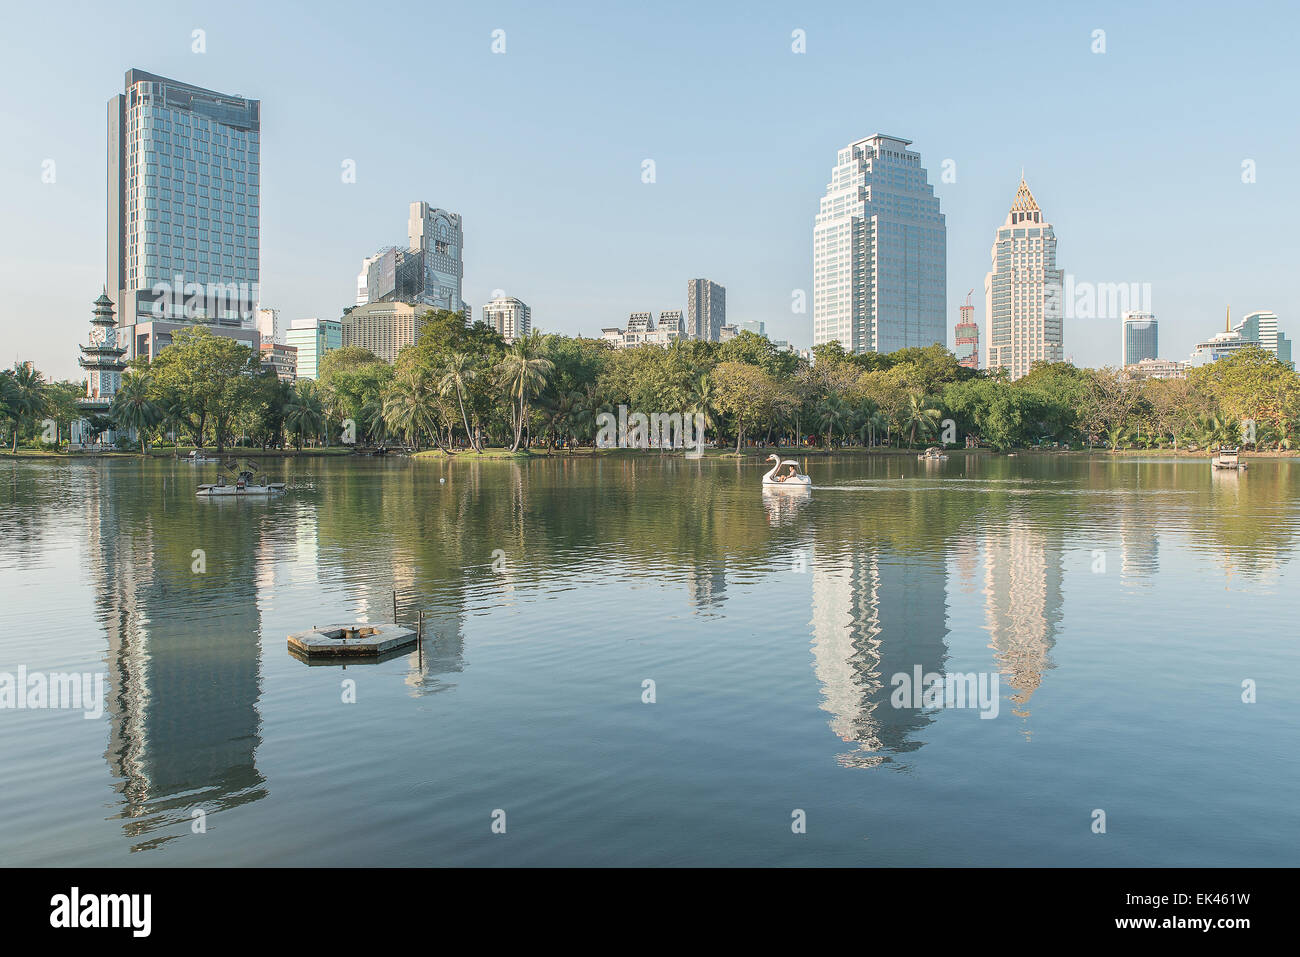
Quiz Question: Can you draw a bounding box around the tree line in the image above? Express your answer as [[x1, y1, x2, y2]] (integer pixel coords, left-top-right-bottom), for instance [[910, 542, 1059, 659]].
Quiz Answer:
[[4, 309, 1298, 454]]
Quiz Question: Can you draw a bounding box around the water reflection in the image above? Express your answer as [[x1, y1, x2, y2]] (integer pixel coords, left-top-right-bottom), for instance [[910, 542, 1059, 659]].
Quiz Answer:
[[981, 523, 1062, 724], [810, 543, 949, 769], [85, 470, 267, 851], [20, 452, 1294, 855]]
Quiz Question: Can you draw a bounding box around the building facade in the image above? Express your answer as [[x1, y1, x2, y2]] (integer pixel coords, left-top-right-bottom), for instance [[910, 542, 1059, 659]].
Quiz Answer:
[[285, 318, 341, 380], [984, 178, 1063, 379], [356, 202, 467, 319], [686, 279, 726, 341], [108, 69, 260, 340], [483, 296, 531, 343], [340, 301, 428, 363], [1122, 312, 1158, 366], [955, 295, 979, 370], [255, 307, 283, 345], [259, 342, 297, 381], [813, 134, 946, 355], [129, 320, 259, 363], [1188, 308, 1293, 368], [1126, 357, 1187, 380], [601, 311, 684, 349]]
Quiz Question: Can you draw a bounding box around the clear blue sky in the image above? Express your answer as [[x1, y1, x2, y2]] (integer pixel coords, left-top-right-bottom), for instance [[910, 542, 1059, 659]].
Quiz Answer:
[[3, 0, 1297, 379]]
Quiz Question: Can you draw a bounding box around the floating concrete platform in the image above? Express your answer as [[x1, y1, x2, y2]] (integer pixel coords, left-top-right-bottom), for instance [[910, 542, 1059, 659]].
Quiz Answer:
[[288, 622, 417, 658]]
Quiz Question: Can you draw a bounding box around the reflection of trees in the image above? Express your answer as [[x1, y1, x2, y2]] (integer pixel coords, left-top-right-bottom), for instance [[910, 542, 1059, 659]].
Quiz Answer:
[[87, 463, 267, 851]]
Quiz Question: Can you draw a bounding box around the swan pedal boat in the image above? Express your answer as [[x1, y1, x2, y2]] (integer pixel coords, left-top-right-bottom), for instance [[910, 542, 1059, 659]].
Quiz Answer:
[[762, 454, 811, 487]]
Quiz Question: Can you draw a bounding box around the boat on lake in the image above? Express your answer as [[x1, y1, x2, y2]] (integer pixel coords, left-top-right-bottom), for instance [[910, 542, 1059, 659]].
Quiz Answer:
[[762, 454, 811, 488], [1212, 447, 1247, 471], [918, 446, 949, 462], [197, 461, 287, 497]]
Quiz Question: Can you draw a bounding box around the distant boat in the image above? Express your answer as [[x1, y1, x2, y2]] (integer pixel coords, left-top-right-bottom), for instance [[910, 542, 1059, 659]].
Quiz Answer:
[[198, 461, 286, 497], [1212, 447, 1247, 471], [186, 449, 219, 463], [918, 446, 949, 462]]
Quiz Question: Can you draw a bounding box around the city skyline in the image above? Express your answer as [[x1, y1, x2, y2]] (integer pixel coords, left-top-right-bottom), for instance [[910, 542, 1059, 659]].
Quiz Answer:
[[4, 1, 1298, 379]]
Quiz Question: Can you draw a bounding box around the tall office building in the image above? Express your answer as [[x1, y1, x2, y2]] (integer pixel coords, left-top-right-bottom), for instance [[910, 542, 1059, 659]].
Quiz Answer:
[[356, 202, 467, 319], [686, 279, 726, 341], [984, 178, 1063, 379], [955, 294, 979, 369], [285, 318, 341, 379], [482, 296, 531, 343], [812, 134, 946, 354], [1121, 312, 1158, 366], [107, 69, 260, 335]]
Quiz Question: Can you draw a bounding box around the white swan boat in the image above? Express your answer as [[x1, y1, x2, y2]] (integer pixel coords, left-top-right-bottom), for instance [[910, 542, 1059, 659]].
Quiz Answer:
[[762, 453, 811, 487], [918, 446, 948, 462]]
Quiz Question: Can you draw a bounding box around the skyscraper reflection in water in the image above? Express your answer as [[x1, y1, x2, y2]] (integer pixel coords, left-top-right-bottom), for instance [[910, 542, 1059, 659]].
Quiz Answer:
[[88, 472, 267, 851], [810, 543, 949, 768]]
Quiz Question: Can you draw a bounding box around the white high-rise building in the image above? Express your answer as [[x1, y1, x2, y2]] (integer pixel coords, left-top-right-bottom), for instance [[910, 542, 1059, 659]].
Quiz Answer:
[[812, 134, 946, 354], [985, 178, 1063, 379], [483, 296, 531, 344], [255, 307, 283, 345]]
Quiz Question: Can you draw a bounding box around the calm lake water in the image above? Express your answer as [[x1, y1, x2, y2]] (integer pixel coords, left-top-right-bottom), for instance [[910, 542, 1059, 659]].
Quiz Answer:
[[1, 452, 1297, 866]]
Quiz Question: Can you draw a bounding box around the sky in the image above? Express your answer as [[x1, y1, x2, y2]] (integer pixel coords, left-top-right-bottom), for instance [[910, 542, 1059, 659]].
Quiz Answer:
[[3, 0, 1298, 380]]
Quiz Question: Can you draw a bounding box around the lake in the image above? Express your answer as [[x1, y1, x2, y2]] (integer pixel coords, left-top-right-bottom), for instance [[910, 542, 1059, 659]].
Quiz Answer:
[[1, 452, 1296, 866]]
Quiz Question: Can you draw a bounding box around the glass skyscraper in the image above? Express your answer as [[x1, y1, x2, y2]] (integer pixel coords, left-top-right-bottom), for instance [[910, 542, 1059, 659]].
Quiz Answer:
[[1122, 312, 1158, 366], [108, 69, 260, 332], [813, 134, 946, 354]]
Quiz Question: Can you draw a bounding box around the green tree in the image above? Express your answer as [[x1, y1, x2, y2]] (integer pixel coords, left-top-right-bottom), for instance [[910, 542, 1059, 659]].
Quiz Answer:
[[283, 380, 326, 451], [438, 351, 480, 451], [3, 363, 48, 452], [111, 371, 161, 453], [497, 332, 554, 451]]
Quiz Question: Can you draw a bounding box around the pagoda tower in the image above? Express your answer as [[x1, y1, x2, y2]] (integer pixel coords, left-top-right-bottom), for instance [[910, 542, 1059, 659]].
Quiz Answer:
[[74, 292, 128, 442]]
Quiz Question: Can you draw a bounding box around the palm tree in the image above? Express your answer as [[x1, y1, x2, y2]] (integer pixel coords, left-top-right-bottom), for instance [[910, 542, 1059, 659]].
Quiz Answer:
[[901, 392, 942, 448], [358, 395, 388, 448], [689, 373, 719, 439], [497, 333, 554, 452], [437, 352, 479, 451], [382, 369, 439, 451], [851, 400, 880, 448], [815, 396, 848, 450], [283, 381, 325, 451], [4, 363, 47, 452], [546, 389, 580, 449], [110, 371, 160, 454], [570, 384, 604, 447]]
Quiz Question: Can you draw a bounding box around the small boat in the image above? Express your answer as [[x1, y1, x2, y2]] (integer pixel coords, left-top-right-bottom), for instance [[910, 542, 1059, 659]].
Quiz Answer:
[[918, 446, 948, 462], [186, 449, 219, 463], [197, 462, 287, 497], [762, 453, 811, 487], [1212, 447, 1247, 471]]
